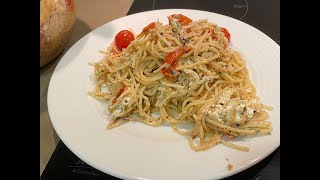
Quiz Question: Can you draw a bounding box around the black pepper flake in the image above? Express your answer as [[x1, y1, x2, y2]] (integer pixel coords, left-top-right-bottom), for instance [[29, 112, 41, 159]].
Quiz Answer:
[[160, 32, 163, 35], [236, 124, 240, 127], [254, 110, 256, 113], [149, 121, 152, 122], [219, 103, 224, 105]]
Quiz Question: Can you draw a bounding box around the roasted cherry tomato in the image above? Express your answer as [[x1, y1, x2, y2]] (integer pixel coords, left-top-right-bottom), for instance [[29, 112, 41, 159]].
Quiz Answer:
[[115, 30, 135, 50], [168, 14, 193, 25], [161, 46, 190, 80], [220, 27, 230, 42], [165, 46, 190, 66], [137, 22, 156, 37], [143, 22, 156, 33]]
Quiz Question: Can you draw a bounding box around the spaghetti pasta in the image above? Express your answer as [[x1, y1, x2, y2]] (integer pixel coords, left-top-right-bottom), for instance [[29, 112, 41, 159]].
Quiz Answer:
[[89, 14, 272, 151]]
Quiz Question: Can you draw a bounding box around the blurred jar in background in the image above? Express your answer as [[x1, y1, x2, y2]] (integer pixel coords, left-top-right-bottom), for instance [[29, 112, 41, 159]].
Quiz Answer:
[[40, 0, 76, 68]]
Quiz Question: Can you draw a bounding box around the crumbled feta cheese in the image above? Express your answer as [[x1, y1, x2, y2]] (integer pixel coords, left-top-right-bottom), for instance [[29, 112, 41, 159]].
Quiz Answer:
[[112, 105, 123, 118], [222, 105, 233, 116], [123, 97, 131, 105], [246, 107, 254, 118], [236, 103, 246, 113], [205, 92, 261, 122], [235, 111, 242, 121], [219, 88, 235, 104], [202, 76, 213, 81], [171, 19, 179, 29]]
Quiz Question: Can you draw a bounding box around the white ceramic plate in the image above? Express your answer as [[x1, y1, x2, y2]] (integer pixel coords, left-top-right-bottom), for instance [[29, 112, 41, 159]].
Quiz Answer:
[[47, 9, 280, 180]]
